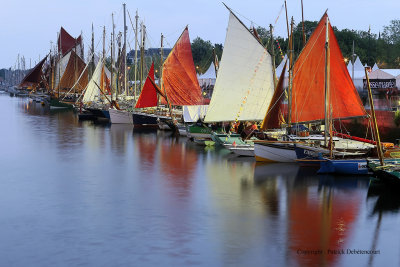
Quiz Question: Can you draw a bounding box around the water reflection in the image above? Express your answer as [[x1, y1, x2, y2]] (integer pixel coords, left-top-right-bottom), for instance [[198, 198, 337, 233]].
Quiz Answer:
[[2, 95, 399, 266]]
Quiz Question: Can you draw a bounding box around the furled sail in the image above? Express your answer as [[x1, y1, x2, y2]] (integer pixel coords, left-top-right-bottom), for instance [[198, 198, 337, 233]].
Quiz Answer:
[[116, 44, 126, 95], [204, 11, 274, 122], [19, 55, 48, 90], [135, 63, 158, 108], [161, 27, 203, 106], [57, 50, 88, 93], [290, 13, 366, 123]]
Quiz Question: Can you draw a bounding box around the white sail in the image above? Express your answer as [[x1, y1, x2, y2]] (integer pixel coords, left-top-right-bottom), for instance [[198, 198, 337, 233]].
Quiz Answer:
[[54, 51, 72, 88], [82, 59, 103, 104], [204, 12, 274, 122]]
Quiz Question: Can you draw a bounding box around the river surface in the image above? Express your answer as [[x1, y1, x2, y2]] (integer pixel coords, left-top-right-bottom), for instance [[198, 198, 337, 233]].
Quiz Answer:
[[0, 93, 399, 267]]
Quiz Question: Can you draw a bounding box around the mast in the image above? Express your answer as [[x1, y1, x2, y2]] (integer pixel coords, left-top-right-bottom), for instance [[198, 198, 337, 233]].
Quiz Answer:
[[301, 0, 306, 46], [102, 26, 106, 61], [74, 39, 78, 96], [352, 40, 355, 82], [270, 24, 277, 88], [102, 26, 106, 92], [284, 0, 290, 41], [159, 33, 164, 106], [91, 23, 94, 79], [139, 23, 145, 91], [287, 17, 294, 127], [58, 31, 61, 98], [117, 32, 122, 98], [123, 3, 127, 96], [50, 41, 54, 90], [365, 67, 384, 166], [324, 16, 331, 148], [111, 14, 115, 101], [134, 10, 139, 100]]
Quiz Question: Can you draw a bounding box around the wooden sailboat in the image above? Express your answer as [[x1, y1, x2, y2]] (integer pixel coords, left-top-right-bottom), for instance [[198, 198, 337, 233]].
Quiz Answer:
[[254, 12, 373, 162], [78, 55, 113, 120], [19, 55, 48, 92], [204, 8, 274, 123], [131, 26, 204, 128], [131, 62, 170, 127], [191, 6, 274, 147], [49, 27, 87, 109]]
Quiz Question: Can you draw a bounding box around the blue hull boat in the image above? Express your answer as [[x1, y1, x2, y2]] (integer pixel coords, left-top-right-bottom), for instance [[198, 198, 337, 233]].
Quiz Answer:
[[318, 158, 368, 175]]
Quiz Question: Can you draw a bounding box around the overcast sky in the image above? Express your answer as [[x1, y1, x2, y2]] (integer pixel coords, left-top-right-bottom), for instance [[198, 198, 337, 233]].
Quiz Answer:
[[1, 0, 399, 69]]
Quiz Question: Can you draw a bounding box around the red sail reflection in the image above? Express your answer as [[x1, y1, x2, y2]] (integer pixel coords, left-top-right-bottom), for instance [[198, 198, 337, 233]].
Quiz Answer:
[[136, 135, 157, 168], [160, 140, 197, 196], [289, 188, 362, 267]]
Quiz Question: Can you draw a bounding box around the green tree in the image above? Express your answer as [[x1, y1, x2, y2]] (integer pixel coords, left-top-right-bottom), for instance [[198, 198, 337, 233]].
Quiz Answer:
[[382, 20, 400, 44], [191, 37, 213, 74]]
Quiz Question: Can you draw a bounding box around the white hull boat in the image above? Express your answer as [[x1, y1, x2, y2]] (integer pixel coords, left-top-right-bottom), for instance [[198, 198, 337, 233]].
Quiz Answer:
[[254, 142, 297, 162], [109, 109, 133, 124], [225, 144, 254, 157]]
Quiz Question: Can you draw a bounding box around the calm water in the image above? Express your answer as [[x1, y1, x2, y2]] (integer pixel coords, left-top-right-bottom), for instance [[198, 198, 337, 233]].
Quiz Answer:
[[0, 93, 399, 267]]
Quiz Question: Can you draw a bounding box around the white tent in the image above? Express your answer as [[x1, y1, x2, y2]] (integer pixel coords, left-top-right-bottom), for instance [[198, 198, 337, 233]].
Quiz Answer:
[[197, 62, 216, 87], [372, 63, 379, 71], [347, 56, 365, 90]]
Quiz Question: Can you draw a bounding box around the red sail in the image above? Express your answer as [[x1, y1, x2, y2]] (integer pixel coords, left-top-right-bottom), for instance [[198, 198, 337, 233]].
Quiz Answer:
[[58, 27, 82, 56], [261, 60, 287, 130], [58, 50, 88, 93], [162, 27, 203, 105], [19, 56, 48, 90], [291, 13, 366, 123], [135, 63, 158, 108]]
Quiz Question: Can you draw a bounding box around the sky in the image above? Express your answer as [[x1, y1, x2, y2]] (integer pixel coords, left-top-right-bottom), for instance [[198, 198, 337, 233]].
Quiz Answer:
[[1, 0, 399, 69]]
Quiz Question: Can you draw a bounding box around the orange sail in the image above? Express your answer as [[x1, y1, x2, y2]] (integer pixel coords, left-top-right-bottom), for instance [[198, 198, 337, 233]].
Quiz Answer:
[[261, 60, 287, 130], [100, 66, 111, 95], [135, 63, 158, 108], [291, 13, 366, 123], [162, 27, 203, 106], [58, 50, 88, 93]]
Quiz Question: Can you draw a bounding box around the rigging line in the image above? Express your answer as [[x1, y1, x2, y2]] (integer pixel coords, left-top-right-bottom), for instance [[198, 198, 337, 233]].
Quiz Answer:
[[164, 26, 185, 38], [228, 7, 264, 29], [198, 52, 214, 74], [260, 90, 286, 119], [274, 3, 285, 25]]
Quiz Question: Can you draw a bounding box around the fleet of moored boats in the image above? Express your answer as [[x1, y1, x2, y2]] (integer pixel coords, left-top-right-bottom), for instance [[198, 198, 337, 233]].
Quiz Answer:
[[3, 4, 400, 187]]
